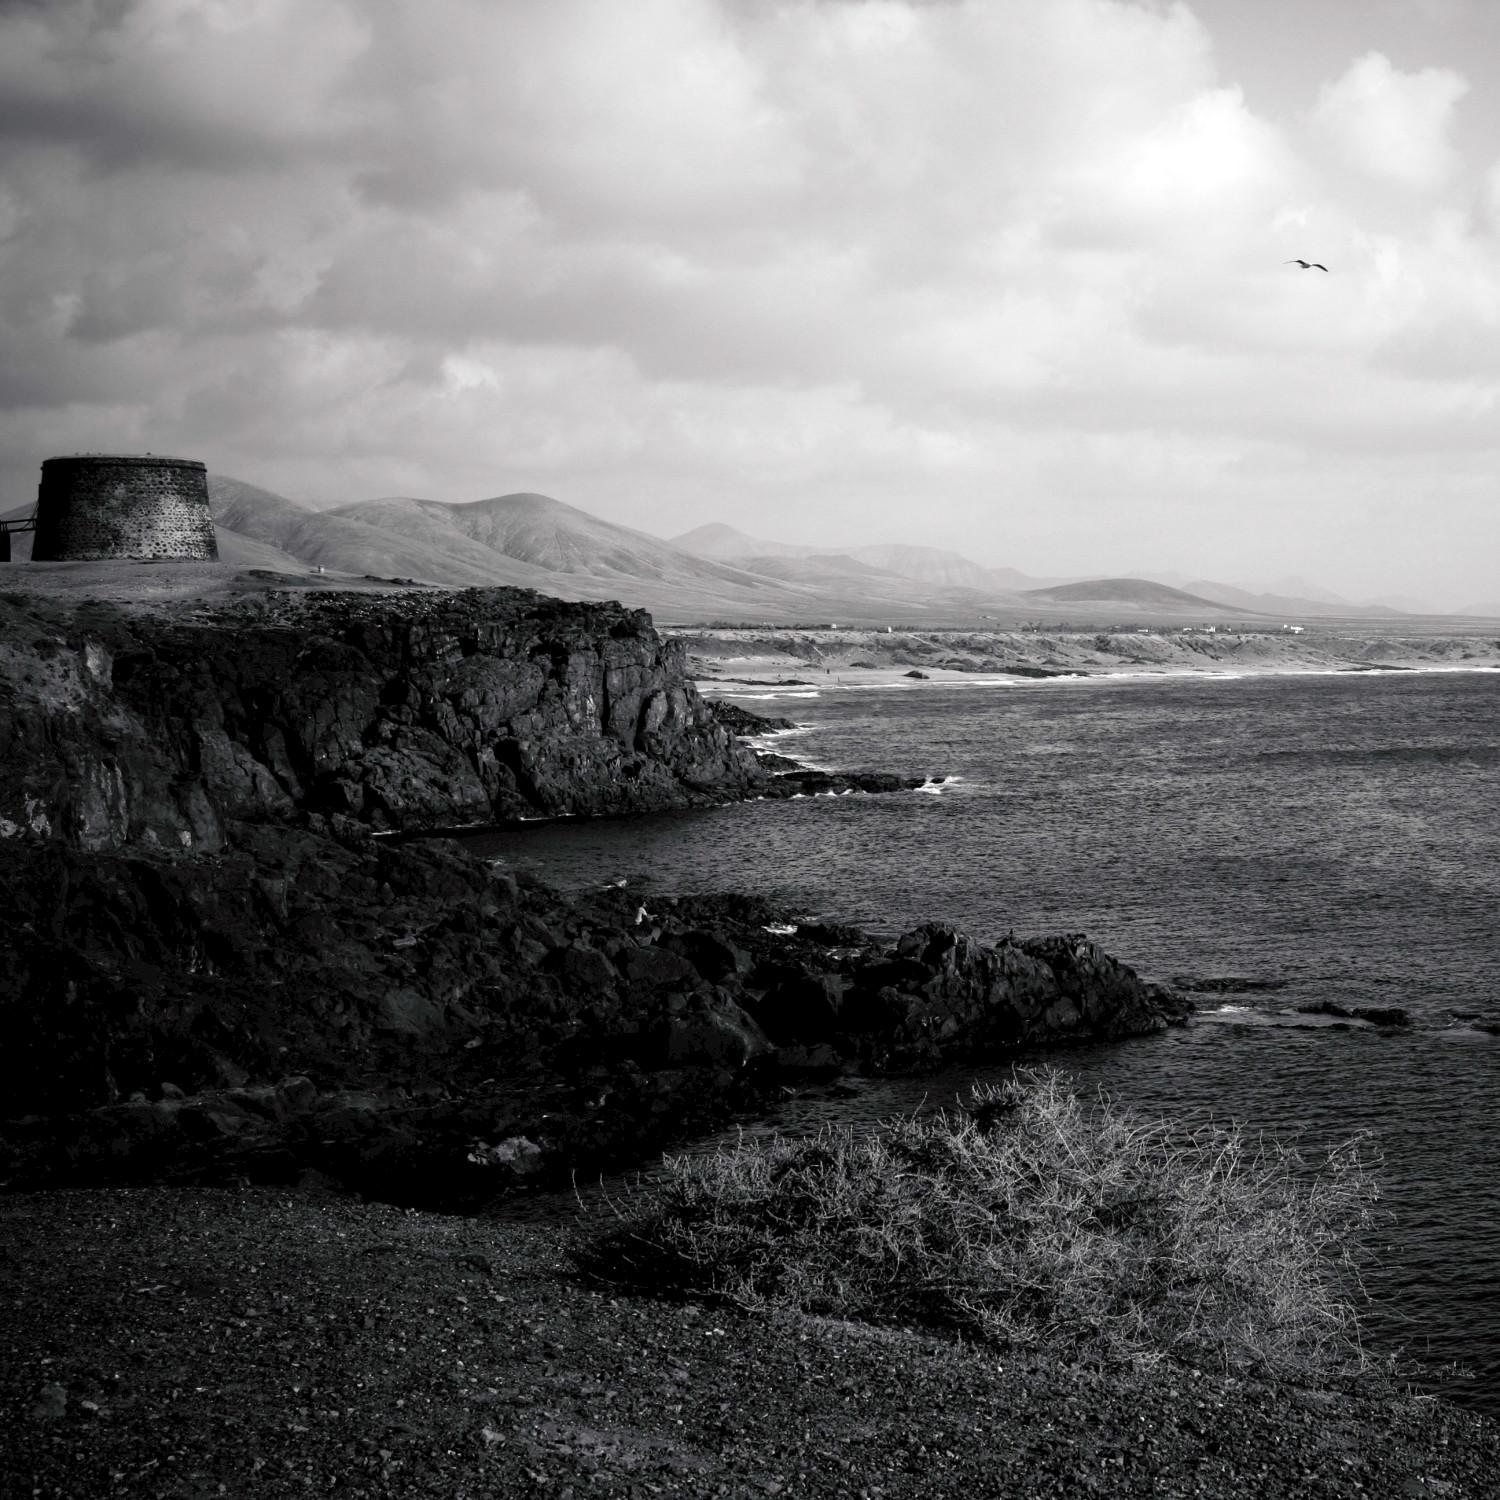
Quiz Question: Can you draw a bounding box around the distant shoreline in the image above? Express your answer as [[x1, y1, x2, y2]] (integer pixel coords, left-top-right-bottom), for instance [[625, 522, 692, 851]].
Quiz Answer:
[[672, 624, 1500, 692], [696, 662, 1500, 698]]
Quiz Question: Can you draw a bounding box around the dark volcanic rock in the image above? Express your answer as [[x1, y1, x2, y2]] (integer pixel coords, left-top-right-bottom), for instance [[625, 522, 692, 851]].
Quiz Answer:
[[0, 830, 1189, 1203], [0, 829, 778, 1198], [0, 587, 1189, 1211], [0, 588, 765, 846], [833, 924, 1186, 1068], [754, 750, 804, 772], [765, 768, 927, 797], [707, 700, 798, 735], [659, 929, 753, 984], [1297, 1000, 1412, 1027]]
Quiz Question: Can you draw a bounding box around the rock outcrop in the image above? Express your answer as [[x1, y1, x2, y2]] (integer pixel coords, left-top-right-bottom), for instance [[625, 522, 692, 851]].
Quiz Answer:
[[0, 584, 1188, 1209], [0, 587, 764, 848], [0, 827, 1187, 1205], [706, 700, 797, 735]]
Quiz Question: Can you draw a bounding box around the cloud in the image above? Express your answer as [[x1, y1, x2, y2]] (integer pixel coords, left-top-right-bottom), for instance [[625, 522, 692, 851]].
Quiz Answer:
[[1311, 50, 1469, 189], [0, 0, 1496, 602], [0, 0, 367, 172]]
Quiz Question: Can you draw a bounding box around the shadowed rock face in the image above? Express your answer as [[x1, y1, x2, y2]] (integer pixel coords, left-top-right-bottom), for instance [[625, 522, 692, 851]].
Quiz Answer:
[[0, 587, 765, 849], [0, 829, 1185, 1205], [0, 584, 1187, 1209]]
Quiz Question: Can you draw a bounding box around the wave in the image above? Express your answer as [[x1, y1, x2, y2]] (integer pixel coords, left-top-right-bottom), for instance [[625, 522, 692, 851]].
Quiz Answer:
[[1258, 745, 1500, 768], [720, 689, 822, 701], [829, 678, 1021, 690]]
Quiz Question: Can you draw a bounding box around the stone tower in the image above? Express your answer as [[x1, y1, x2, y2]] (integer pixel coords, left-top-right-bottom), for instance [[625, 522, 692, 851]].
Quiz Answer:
[[31, 454, 218, 562]]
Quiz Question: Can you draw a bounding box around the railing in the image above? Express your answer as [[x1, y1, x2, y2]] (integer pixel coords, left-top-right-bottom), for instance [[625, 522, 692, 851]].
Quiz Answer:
[[0, 511, 36, 560]]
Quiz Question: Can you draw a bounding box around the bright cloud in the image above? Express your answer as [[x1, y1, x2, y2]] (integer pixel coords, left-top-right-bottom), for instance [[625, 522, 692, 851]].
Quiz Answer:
[[1312, 50, 1469, 189], [0, 0, 1497, 605]]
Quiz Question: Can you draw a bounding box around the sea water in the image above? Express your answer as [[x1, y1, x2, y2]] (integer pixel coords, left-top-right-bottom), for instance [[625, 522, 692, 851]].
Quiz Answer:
[[466, 669, 1500, 1411]]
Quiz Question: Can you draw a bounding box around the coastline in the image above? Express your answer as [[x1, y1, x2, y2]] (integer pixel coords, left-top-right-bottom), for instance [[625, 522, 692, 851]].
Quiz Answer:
[[0, 586, 1186, 1203], [4, 580, 1497, 1492], [5, 1186, 1497, 1500], [673, 625, 1500, 694], [700, 661, 1500, 694]]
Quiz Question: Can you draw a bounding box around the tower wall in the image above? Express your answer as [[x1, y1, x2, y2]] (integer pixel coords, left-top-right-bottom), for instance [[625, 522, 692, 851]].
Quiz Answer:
[[32, 455, 218, 562]]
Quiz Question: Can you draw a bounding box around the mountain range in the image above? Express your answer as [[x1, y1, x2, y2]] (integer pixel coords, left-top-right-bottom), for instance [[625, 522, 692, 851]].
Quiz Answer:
[[665, 522, 1466, 619], [3, 481, 1487, 622]]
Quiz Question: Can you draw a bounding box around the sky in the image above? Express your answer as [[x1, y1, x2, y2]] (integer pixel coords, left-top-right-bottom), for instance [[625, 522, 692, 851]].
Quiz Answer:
[[2, 0, 1498, 608]]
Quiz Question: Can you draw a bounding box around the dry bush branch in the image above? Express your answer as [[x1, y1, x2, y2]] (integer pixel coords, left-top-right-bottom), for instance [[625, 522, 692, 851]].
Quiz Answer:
[[583, 1068, 1384, 1380]]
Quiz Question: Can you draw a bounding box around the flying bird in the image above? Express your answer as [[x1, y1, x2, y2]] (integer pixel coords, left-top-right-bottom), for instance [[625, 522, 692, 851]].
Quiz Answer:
[[1286, 259, 1329, 271]]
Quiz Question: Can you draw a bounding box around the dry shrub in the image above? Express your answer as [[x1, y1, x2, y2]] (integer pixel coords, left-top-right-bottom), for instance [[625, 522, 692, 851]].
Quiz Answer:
[[586, 1068, 1383, 1379]]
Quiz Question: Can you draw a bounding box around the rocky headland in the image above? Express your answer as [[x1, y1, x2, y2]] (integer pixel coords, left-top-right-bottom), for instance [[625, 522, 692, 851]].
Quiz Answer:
[[0, 583, 1184, 1203], [0, 585, 767, 845], [6, 578, 1498, 1493]]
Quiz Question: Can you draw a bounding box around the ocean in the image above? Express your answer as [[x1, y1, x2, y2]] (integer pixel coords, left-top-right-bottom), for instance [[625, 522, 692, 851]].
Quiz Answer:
[[466, 668, 1500, 1412]]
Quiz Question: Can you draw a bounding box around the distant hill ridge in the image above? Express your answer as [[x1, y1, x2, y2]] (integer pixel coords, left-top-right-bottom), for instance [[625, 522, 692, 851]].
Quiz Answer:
[[1021, 577, 1255, 612], [208, 483, 868, 620], [1179, 578, 1403, 620], [192, 479, 1421, 625], [672, 522, 1047, 593], [331, 493, 769, 591]]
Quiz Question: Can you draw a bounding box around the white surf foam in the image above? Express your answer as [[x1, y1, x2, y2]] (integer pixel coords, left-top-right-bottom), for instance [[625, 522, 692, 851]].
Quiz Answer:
[[913, 775, 962, 795]]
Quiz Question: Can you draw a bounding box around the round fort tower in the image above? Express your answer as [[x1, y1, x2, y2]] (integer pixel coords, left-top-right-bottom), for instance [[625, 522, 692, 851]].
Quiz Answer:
[[31, 454, 218, 562]]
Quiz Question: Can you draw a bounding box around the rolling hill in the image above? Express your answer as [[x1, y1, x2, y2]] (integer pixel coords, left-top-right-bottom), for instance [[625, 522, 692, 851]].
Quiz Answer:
[[736, 553, 911, 584], [671, 523, 1063, 594], [1179, 578, 1404, 620], [208, 478, 553, 588], [333, 494, 770, 592], [1020, 577, 1251, 616], [211, 528, 315, 574], [672, 522, 813, 562], [210, 483, 890, 620], [204, 485, 1038, 623], [6, 478, 1424, 626]]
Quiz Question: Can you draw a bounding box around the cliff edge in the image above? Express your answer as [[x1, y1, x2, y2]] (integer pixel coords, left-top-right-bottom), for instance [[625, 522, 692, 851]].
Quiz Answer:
[[0, 586, 763, 848], [0, 584, 1184, 1205]]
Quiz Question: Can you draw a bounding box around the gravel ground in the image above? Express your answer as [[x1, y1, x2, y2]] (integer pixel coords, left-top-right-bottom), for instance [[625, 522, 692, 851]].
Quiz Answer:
[[2, 1187, 1495, 1500]]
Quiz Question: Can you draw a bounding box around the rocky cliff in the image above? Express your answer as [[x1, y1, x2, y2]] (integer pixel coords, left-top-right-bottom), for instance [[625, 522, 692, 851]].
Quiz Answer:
[[0, 583, 1187, 1208], [0, 827, 1185, 1205], [0, 586, 764, 848]]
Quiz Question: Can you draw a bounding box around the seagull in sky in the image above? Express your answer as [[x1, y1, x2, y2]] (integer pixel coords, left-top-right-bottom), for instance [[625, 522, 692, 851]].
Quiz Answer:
[[1286, 258, 1329, 271]]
